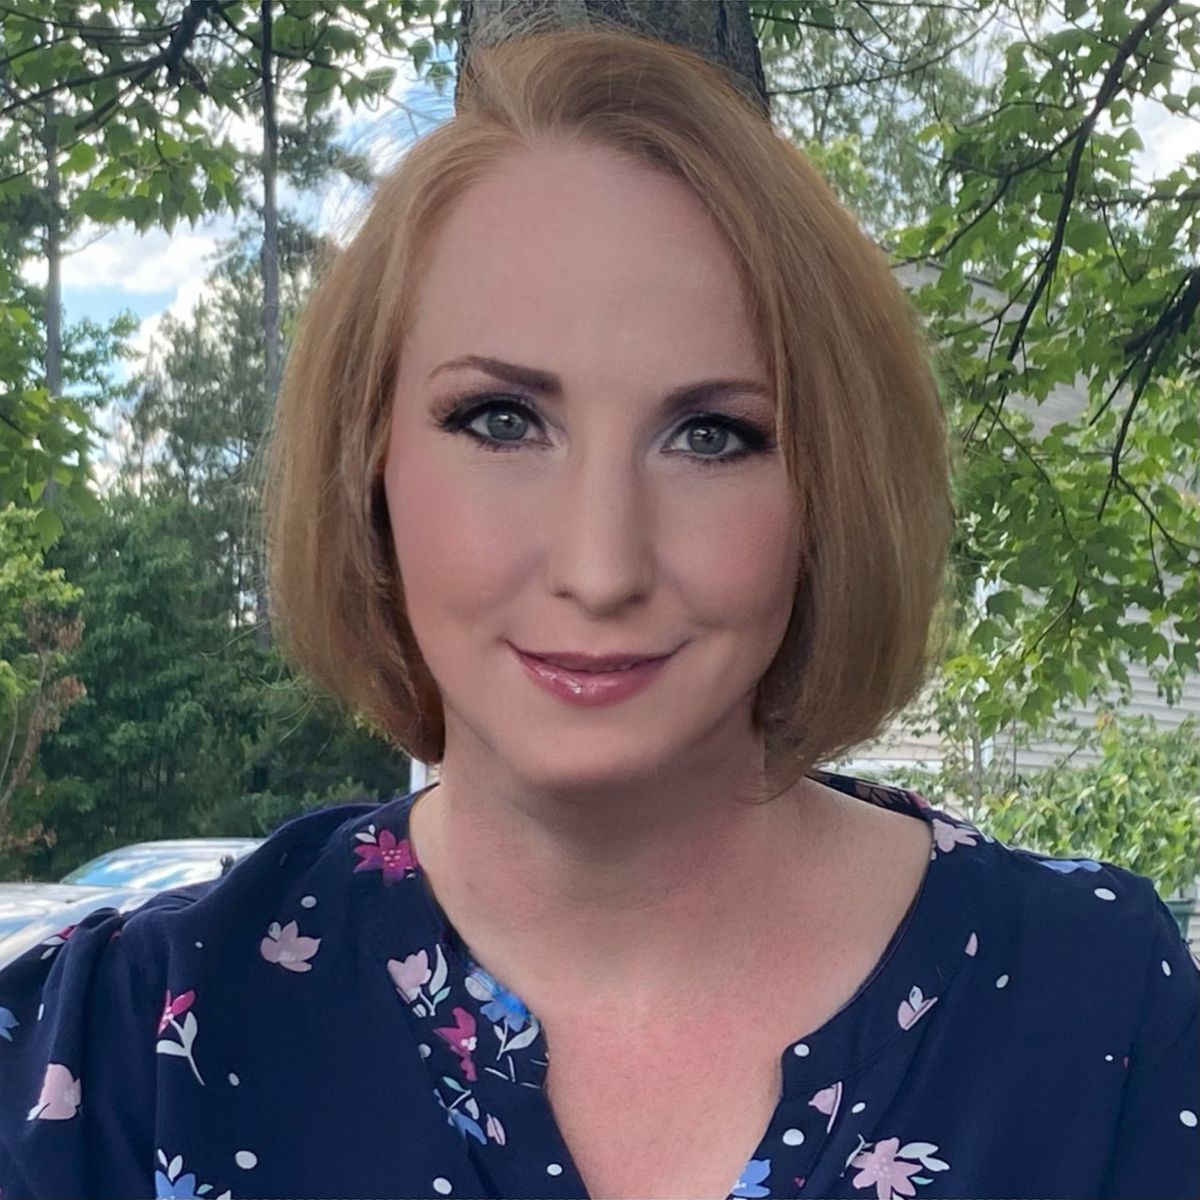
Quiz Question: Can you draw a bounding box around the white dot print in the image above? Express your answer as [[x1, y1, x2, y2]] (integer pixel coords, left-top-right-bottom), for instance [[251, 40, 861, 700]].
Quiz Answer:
[[1162, 959, 1172, 976], [36, 1003, 43, 1021], [1094, 887, 1116, 901], [782, 1129, 804, 1146], [547, 1164, 564, 1176], [792, 1042, 810, 1057], [1182, 1111, 1198, 1128], [418, 1043, 431, 1058], [234, 1151, 257, 1169], [433, 1178, 452, 1195], [996, 974, 1010, 988], [194, 941, 203, 948], [1104, 1054, 1114, 1062], [228, 1073, 240, 1086], [300, 895, 317, 909], [850, 1102, 866, 1114]]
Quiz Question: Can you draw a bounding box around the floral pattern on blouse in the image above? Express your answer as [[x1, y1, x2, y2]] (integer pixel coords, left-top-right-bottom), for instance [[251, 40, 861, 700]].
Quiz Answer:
[[0, 770, 1193, 1199]]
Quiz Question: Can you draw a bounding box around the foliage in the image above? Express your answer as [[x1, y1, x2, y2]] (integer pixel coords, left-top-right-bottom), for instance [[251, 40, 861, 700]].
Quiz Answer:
[[0, 503, 84, 856], [753, 0, 1024, 234], [0, 0, 458, 528], [9, 488, 410, 880], [1, 0, 1196, 886], [890, 0, 1200, 739], [890, 708, 1200, 899]]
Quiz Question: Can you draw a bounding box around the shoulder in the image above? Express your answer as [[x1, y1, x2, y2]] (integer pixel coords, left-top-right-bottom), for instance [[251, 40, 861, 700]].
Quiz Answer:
[[0, 800, 383, 1061], [0, 799, 390, 1196], [927, 810, 1196, 1014], [113, 798, 385, 957]]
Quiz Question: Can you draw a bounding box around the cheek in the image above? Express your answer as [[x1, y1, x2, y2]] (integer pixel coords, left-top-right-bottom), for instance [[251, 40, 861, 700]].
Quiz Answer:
[[384, 447, 531, 621], [663, 483, 802, 633]]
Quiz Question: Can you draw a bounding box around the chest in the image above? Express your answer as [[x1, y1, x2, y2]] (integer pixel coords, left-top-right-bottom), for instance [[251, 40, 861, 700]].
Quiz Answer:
[[543, 1025, 785, 1200]]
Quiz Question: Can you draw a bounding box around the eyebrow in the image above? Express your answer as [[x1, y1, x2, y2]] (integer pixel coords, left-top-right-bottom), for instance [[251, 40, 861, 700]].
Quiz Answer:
[[428, 355, 771, 413]]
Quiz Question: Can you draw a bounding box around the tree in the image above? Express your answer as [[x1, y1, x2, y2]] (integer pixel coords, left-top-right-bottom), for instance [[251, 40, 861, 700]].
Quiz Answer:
[[0, 503, 83, 867], [459, 0, 768, 112], [757, 0, 1026, 235], [891, 0, 1199, 737], [13, 487, 411, 880], [0, 0, 455, 531]]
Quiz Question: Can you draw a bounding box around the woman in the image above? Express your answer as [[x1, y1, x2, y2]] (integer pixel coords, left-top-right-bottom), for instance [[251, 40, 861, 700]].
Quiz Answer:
[[0, 25, 1195, 1200]]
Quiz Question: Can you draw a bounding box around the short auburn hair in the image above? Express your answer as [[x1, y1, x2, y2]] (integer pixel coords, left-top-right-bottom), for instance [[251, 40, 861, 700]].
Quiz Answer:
[[260, 22, 954, 792]]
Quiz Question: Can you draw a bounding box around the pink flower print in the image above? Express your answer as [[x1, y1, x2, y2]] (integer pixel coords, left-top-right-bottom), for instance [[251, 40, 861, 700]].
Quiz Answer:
[[260, 921, 321, 972], [897, 985, 938, 1031], [850, 1137, 922, 1199], [388, 950, 431, 1001], [930, 818, 977, 855], [810, 1080, 842, 1132], [38, 924, 78, 960], [156, 989, 205, 1086], [352, 828, 416, 883], [158, 989, 195, 1036], [435, 1006, 479, 1083], [26, 1063, 80, 1121]]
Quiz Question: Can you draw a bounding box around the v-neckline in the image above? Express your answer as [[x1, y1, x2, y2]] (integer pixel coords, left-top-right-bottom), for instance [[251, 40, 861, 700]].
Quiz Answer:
[[350, 772, 981, 1200]]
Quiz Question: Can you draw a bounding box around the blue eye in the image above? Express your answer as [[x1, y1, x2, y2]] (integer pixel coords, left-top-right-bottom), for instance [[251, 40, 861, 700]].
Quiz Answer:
[[434, 395, 543, 450], [667, 417, 756, 463], [434, 394, 774, 466]]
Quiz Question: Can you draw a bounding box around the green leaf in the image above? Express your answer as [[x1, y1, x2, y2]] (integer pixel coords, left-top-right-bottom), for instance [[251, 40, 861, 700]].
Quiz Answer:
[[62, 142, 98, 175], [34, 507, 63, 549]]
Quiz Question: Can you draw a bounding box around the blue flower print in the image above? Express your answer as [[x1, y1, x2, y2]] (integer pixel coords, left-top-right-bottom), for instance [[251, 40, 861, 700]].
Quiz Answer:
[[731, 1157, 772, 1198], [447, 1104, 487, 1144], [0, 1006, 18, 1041], [434, 1084, 487, 1144], [155, 1169, 201, 1198], [1036, 858, 1102, 874], [154, 1150, 219, 1199], [466, 965, 530, 1031]]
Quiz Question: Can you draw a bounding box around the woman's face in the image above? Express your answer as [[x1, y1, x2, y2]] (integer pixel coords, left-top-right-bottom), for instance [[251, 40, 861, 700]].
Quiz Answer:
[[384, 143, 803, 793]]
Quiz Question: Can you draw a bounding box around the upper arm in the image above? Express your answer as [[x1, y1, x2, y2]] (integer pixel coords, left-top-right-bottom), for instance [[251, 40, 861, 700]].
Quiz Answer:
[[1098, 888, 1200, 1200], [0, 904, 161, 1200]]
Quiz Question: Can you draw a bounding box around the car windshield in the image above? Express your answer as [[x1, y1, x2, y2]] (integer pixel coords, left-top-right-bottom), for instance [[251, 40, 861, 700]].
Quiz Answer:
[[61, 855, 226, 890]]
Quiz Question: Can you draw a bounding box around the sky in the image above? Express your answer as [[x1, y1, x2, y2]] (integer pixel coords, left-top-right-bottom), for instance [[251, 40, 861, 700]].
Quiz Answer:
[[25, 26, 1199, 486], [56, 71, 455, 360]]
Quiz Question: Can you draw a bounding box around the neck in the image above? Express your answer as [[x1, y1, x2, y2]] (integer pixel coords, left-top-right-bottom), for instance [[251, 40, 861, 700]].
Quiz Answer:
[[407, 736, 830, 1017]]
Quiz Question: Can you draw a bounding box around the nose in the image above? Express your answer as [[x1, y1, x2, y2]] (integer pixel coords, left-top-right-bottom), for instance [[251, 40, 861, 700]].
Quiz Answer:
[[543, 443, 655, 615]]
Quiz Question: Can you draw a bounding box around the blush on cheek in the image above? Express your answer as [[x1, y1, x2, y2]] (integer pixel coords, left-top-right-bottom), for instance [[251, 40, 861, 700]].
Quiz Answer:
[[667, 489, 801, 626], [386, 462, 532, 636]]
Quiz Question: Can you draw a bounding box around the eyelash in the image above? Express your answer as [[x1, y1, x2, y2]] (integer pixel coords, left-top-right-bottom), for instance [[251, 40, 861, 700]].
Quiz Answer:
[[433, 392, 775, 468]]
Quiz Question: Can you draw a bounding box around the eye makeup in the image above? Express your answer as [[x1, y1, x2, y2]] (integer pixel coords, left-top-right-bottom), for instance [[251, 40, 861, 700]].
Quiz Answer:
[[430, 390, 777, 469]]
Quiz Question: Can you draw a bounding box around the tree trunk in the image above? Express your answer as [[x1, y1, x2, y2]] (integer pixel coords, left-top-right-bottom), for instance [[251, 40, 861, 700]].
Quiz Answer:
[[456, 0, 768, 118], [42, 102, 63, 506], [257, 0, 280, 651], [43, 107, 63, 401]]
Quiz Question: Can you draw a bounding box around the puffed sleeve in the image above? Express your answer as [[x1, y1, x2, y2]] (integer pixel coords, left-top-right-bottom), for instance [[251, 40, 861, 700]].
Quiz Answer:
[[1099, 888, 1200, 1200], [0, 901, 163, 1200]]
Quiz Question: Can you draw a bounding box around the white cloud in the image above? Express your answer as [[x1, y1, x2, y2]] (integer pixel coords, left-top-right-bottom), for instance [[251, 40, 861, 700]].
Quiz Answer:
[[1131, 96, 1199, 180], [64, 223, 225, 294], [128, 272, 215, 364]]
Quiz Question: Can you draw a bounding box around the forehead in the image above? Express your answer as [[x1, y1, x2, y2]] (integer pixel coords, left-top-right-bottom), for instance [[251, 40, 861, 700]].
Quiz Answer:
[[407, 145, 764, 380]]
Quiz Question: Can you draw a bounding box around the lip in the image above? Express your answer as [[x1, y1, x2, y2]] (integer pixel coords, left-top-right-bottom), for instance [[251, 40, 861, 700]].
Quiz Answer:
[[514, 647, 676, 671], [511, 644, 678, 707]]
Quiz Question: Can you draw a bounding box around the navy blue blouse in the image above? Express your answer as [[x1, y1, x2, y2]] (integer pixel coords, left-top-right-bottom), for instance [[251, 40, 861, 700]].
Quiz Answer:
[[0, 771, 1196, 1200]]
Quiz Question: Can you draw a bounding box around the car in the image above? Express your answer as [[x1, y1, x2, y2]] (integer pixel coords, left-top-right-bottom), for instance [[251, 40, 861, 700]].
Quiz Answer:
[[0, 883, 155, 970], [60, 837, 264, 891]]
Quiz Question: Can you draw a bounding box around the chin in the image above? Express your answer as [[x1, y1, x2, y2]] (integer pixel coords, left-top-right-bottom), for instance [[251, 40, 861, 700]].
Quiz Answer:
[[501, 733, 677, 795]]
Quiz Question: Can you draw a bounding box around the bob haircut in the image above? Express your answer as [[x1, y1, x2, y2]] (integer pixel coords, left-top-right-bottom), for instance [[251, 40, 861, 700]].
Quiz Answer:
[[261, 21, 954, 796]]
